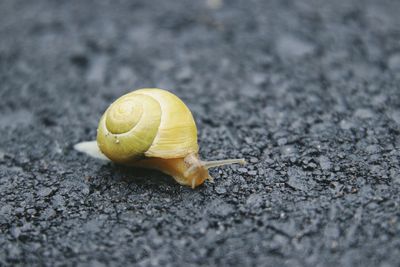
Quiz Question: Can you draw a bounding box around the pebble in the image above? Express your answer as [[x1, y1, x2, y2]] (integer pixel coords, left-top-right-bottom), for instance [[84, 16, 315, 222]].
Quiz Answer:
[[388, 53, 400, 70], [277, 34, 315, 58], [238, 167, 248, 173], [7, 246, 22, 259], [251, 73, 267, 85], [209, 200, 234, 217], [277, 138, 287, 146], [281, 145, 297, 156], [206, 0, 223, 9], [340, 120, 354, 130], [41, 207, 56, 220], [38, 187, 54, 197], [215, 185, 227, 195], [87, 56, 108, 83], [247, 170, 257, 176], [388, 110, 400, 124], [246, 193, 263, 210], [365, 145, 380, 154], [175, 67, 192, 81], [10, 227, 21, 239], [319, 156, 332, 170], [286, 167, 308, 191], [249, 157, 259, 163], [354, 108, 374, 119]]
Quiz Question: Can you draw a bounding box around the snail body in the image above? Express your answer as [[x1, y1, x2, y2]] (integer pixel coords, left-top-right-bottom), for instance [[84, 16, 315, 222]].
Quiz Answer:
[[75, 88, 245, 188]]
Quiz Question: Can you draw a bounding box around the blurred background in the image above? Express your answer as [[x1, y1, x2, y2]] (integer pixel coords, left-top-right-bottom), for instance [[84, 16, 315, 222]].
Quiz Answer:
[[0, 0, 399, 266]]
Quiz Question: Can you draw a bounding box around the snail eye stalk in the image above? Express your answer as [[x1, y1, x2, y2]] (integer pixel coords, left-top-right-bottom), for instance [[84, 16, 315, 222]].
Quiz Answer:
[[202, 158, 246, 169]]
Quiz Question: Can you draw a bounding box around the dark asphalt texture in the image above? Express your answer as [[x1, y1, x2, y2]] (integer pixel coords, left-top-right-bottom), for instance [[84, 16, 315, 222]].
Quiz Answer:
[[1, 0, 400, 266]]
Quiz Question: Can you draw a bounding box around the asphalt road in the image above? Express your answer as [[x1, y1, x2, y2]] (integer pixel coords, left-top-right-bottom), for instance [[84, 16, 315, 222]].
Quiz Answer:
[[1, 0, 400, 266]]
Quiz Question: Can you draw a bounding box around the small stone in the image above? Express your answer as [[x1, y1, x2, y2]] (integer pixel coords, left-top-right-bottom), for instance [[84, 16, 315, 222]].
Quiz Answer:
[[251, 73, 267, 85], [15, 207, 24, 214], [82, 186, 90, 195], [52, 194, 65, 208], [238, 168, 248, 173], [87, 56, 108, 83], [247, 170, 257, 176], [175, 67, 192, 81], [156, 60, 174, 71], [277, 138, 287, 146], [388, 110, 400, 124], [10, 227, 21, 238], [340, 120, 354, 130], [281, 145, 297, 156], [388, 53, 400, 70], [82, 219, 103, 233], [324, 223, 340, 239], [7, 246, 22, 259], [246, 193, 263, 210], [308, 163, 317, 169], [287, 167, 308, 191], [0, 204, 12, 217], [215, 186, 227, 195], [41, 208, 56, 220], [38, 187, 54, 197], [206, 0, 223, 9], [249, 157, 259, 163], [245, 137, 253, 144], [116, 66, 135, 84], [319, 156, 332, 170], [354, 108, 374, 119], [27, 208, 36, 215], [277, 34, 315, 58], [208, 200, 234, 217], [365, 145, 380, 154], [372, 94, 387, 106]]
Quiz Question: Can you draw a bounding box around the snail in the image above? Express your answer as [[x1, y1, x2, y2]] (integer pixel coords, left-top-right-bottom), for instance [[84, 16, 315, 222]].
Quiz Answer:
[[74, 88, 245, 188]]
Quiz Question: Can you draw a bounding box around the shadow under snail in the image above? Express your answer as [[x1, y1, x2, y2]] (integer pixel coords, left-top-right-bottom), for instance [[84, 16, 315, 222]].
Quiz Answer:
[[74, 88, 246, 188]]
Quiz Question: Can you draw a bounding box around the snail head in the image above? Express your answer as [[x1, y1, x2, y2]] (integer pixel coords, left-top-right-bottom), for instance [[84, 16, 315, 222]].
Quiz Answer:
[[183, 153, 246, 189]]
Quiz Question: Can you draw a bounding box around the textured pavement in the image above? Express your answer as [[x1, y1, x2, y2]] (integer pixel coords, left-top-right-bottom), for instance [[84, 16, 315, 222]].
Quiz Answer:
[[1, 0, 400, 266]]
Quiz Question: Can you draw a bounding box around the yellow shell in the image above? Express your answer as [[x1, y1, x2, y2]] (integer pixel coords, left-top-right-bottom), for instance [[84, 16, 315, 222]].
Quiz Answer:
[[97, 88, 199, 163]]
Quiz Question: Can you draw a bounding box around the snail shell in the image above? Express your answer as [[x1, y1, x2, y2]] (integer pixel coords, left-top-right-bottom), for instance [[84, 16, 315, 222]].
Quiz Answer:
[[75, 88, 245, 188]]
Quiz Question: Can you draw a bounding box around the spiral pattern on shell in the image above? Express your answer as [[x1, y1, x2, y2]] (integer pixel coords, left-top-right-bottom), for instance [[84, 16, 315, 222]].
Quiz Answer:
[[97, 88, 199, 163]]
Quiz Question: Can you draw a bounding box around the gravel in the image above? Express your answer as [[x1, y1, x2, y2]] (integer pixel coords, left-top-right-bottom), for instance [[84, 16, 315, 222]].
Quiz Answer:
[[1, 0, 400, 266]]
